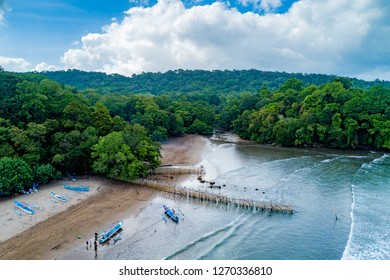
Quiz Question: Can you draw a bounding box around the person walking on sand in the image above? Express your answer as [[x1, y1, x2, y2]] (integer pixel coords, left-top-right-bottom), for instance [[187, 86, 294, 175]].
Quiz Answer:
[[94, 241, 98, 258]]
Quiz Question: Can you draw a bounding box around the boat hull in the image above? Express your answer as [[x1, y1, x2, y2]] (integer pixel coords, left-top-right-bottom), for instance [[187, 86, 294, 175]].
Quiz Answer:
[[51, 192, 67, 203], [99, 221, 123, 244], [14, 200, 35, 215], [163, 205, 179, 223], [64, 184, 89, 192]]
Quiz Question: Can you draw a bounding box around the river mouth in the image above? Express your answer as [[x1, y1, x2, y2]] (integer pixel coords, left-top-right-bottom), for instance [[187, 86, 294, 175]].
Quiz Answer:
[[67, 139, 390, 260]]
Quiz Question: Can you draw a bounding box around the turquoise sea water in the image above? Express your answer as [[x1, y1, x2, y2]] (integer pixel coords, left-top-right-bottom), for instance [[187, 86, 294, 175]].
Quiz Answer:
[[95, 140, 390, 260]]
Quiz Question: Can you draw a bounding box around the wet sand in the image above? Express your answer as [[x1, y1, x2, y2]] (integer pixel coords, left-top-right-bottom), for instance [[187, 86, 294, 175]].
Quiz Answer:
[[0, 178, 157, 260], [160, 134, 209, 166], [0, 177, 103, 244], [0, 134, 208, 260]]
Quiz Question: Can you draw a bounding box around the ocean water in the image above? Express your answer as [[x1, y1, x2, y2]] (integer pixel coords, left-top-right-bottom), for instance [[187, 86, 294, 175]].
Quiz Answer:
[[100, 141, 390, 260], [342, 154, 390, 260]]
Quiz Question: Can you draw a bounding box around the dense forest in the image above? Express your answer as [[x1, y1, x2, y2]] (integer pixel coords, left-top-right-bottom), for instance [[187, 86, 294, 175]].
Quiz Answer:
[[1, 67, 389, 195], [40, 69, 390, 95]]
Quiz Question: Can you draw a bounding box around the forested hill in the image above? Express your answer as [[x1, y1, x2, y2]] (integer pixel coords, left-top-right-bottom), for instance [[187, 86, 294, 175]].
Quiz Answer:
[[0, 68, 389, 195], [41, 69, 390, 95]]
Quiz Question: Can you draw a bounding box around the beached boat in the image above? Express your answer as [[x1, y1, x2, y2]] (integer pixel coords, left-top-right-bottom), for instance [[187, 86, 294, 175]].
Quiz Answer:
[[50, 191, 67, 203], [163, 205, 179, 223], [14, 200, 35, 215], [64, 184, 90, 192], [99, 221, 123, 244]]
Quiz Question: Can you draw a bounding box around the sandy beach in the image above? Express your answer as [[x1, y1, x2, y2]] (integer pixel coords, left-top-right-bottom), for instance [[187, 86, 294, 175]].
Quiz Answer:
[[160, 134, 209, 166], [211, 130, 256, 145], [0, 134, 208, 260]]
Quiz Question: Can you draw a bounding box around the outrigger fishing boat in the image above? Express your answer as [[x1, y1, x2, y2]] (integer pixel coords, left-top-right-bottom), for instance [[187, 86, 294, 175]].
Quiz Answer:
[[50, 192, 67, 203], [99, 221, 123, 244], [14, 200, 35, 215], [64, 184, 89, 192], [163, 205, 179, 223]]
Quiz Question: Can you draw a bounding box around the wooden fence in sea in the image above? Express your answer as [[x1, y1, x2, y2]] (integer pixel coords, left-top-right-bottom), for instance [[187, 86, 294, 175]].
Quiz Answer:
[[131, 178, 294, 215], [152, 165, 204, 176]]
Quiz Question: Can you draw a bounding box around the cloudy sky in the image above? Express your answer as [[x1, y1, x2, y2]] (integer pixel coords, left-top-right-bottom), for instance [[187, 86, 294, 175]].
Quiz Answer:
[[1, 0, 390, 80]]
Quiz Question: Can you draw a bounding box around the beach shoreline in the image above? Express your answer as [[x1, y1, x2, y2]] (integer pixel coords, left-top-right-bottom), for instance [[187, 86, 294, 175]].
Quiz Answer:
[[160, 134, 209, 166], [0, 176, 103, 243], [0, 134, 209, 260]]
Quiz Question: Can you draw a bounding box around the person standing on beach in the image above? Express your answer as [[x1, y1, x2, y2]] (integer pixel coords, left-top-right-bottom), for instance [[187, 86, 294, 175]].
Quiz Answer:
[[94, 233, 98, 258]]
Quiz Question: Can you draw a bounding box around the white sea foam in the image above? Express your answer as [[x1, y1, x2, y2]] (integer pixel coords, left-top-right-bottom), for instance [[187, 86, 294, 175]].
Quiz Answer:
[[320, 155, 343, 163], [196, 216, 253, 259], [163, 214, 246, 260], [373, 153, 389, 164], [342, 154, 390, 260], [342, 183, 356, 260]]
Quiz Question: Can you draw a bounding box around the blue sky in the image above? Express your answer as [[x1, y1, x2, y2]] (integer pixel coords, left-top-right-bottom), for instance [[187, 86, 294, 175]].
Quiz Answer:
[[1, 0, 390, 80], [0, 0, 296, 66], [1, 0, 131, 66]]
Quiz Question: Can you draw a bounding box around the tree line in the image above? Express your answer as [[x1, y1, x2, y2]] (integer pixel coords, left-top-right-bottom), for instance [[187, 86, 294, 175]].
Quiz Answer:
[[40, 69, 390, 95], [228, 78, 390, 149], [0, 68, 389, 194], [0, 71, 161, 194]]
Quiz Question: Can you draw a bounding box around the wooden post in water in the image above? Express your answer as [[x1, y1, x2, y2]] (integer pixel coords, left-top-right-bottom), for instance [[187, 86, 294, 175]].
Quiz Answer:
[[131, 178, 294, 215]]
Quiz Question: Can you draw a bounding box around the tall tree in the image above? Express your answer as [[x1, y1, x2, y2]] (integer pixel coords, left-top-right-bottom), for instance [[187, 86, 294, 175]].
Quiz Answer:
[[0, 157, 33, 194], [15, 81, 48, 123], [92, 132, 143, 180]]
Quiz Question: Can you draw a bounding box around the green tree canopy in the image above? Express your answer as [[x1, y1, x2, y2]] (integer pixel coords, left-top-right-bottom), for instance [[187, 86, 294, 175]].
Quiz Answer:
[[0, 157, 33, 194], [91, 127, 160, 180]]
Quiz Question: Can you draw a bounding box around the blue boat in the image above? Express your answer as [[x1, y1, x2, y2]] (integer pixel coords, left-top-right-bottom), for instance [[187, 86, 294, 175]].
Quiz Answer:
[[163, 205, 179, 223], [50, 192, 67, 203], [14, 200, 35, 215], [99, 221, 123, 244], [64, 184, 90, 192]]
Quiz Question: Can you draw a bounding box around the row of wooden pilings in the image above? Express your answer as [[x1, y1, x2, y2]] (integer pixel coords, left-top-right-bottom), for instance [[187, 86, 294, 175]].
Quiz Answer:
[[131, 178, 294, 215], [152, 165, 204, 176]]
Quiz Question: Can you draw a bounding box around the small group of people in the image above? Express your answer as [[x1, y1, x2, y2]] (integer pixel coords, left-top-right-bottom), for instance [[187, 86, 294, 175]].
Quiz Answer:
[[19, 182, 39, 195], [19, 187, 38, 195]]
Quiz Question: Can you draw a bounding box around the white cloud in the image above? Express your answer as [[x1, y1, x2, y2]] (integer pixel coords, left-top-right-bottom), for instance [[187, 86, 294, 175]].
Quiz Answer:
[[0, 56, 62, 73], [239, 0, 282, 12], [71, 40, 81, 47], [61, 0, 390, 80], [0, 56, 31, 72], [353, 68, 390, 81], [33, 62, 61, 72], [0, 0, 9, 23], [129, 0, 152, 7]]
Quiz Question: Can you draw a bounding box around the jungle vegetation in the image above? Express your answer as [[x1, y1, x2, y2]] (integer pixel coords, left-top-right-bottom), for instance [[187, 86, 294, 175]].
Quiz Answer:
[[1, 67, 389, 194]]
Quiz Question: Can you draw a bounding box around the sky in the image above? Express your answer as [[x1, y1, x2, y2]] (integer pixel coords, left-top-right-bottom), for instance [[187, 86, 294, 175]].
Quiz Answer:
[[1, 0, 390, 80]]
